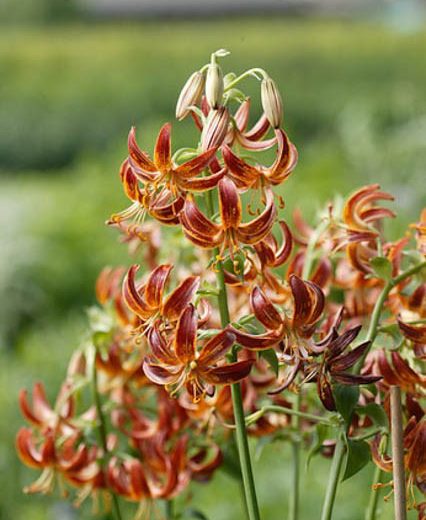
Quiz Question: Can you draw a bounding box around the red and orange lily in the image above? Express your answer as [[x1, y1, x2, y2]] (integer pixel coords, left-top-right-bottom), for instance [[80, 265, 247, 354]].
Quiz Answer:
[[143, 304, 253, 402]]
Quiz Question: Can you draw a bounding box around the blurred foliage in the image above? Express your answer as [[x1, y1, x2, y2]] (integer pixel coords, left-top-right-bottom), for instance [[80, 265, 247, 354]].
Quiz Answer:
[[0, 0, 78, 25], [0, 17, 425, 520]]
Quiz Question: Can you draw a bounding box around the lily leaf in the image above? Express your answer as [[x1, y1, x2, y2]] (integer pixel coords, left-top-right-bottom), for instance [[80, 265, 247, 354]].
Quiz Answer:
[[356, 403, 389, 429], [333, 385, 359, 426], [342, 439, 371, 481], [370, 256, 392, 281], [259, 348, 279, 377]]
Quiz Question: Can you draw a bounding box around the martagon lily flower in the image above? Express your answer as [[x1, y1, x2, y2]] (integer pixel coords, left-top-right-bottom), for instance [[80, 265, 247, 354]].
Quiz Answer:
[[180, 176, 276, 257], [222, 128, 298, 190], [143, 304, 253, 402], [127, 124, 223, 194], [122, 264, 200, 333]]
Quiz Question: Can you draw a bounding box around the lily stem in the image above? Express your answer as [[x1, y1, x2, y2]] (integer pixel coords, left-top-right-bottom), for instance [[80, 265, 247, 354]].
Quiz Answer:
[[390, 386, 407, 520], [165, 499, 174, 520], [204, 188, 261, 520], [365, 464, 384, 520], [246, 405, 334, 428], [90, 345, 122, 520], [288, 392, 301, 520], [358, 259, 426, 369], [320, 435, 346, 520]]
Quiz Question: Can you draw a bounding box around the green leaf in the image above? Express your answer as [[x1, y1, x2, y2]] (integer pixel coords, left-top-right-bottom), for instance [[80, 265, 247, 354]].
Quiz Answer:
[[356, 403, 389, 429], [259, 349, 279, 377], [333, 385, 359, 426], [182, 509, 210, 520], [342, 439, 371, 481], [370, 256, 392, 281], [255, 435, 274, 461]]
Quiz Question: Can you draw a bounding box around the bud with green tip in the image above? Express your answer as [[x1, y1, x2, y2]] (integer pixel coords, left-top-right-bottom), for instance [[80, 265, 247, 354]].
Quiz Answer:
[[261, 76, 283, 129], [205, 63, 224, 109], [176, 71, 205, 120]]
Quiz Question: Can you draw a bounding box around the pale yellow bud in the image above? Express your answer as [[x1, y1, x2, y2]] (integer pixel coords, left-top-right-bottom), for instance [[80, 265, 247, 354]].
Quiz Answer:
[[261, 77, 283, 129], [201, 106, 230, 151], [205, 63, 224, 109], [175, 71, 205, 120]]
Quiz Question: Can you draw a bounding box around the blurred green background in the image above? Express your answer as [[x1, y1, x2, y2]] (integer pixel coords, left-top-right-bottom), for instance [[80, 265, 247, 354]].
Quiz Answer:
[[1, 0, 425, 518]]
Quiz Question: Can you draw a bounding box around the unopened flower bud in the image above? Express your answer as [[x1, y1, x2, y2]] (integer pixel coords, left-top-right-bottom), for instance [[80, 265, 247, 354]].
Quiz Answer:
[[261, 77, 283, 129], [175, 71, 205, 120], [205, 63, 224, 109], [201, 106, 230, 151]]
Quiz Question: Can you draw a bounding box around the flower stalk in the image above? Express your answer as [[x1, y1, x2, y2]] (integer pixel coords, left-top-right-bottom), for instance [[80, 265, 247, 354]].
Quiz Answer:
[[320, 435, 347, 520], [390, 386, 407, 520]]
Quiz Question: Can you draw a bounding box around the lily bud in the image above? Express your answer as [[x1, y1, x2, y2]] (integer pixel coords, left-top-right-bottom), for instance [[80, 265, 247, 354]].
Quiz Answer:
[[201, 106, 230, 151], [176, 71, 205, 120], [261, 77, 283, 129], [205, 63, 224, 109]]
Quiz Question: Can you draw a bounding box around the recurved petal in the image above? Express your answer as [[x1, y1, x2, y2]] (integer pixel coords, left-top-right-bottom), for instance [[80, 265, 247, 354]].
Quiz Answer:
[[199, 330, 235, 366], [174, 304, 197, 363], [237, 190, 277, 244], [317, 375, 336, 411], [162, 276, 200, 322], [16, 428, 55, 468], [267, 129, 298, 184], [144, 264, 172, 309], [154, 123, 172, 173], [250, 286, 283, 330], [180, 197, 222, 248], [178, 167, 225, 192], [228, 326, 282, 350], [331, 372, 382, 385], [202, 359, 253, 384], [330, 341, 371, 372], [218, 177, 242, 229], [175, 147, 217, 179], [128, 127, 157, 173], [327, 325, 362, 358], [147, 326, 179, 366], [273, 220, 293, 267], [123, 265, 153, 319], [148, 192, 185, 225], [398, 318, 426, 344], [222, 145, 259, 189], [143, 359, 183, 386], [289, 275, 312, 325]]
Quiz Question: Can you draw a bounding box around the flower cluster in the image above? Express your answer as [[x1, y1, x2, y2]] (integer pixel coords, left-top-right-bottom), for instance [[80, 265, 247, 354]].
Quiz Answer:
[[17, 51, 426, 520]]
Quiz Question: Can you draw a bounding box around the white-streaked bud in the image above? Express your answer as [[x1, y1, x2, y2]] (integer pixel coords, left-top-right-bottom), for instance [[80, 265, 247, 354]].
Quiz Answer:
[[205, 63, 224, 109], [201, 106, 230, 151], [175, 71, 205, 120], [261, 77, 283, 129]]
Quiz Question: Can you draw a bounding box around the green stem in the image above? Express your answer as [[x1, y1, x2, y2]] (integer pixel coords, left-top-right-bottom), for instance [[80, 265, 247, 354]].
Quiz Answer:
[[288, 392, 301, 520], [320, 435, 346, 520], [365, 464, 384, 520], [165, 499, 174, 519], [204, 188, 261, 520], [357, 260, 426, 369], [246, 405, 334, 427], [90, 346, 123, 520]]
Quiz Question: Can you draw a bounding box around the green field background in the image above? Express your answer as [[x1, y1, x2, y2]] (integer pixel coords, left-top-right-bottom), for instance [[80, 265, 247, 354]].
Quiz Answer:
[[1, 15, 425, 519]]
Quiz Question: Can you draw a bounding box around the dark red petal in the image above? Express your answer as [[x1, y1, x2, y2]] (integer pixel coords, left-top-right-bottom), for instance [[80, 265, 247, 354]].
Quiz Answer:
[[162, 276, 200, 322], [250, 286, 283, 330], [143, 359, 182, 386], [128, 127, 156, 173], [228, 326, 282, 350], [199, 330, 235, 366], [202, 359, 253, 384], [175, 147, 217, 178], [218, 177, 242, 229], [174, 304, 197, 363], [122, 265, 152, 319], [154, 123, 172, 172], [144, 264, 172, 309]]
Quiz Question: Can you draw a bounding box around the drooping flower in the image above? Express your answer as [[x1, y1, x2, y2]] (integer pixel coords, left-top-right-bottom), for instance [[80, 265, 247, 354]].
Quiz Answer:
[[122, 264, 200, 333], [143, 304, 253, 401], [180, 177, 276, 258]]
